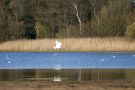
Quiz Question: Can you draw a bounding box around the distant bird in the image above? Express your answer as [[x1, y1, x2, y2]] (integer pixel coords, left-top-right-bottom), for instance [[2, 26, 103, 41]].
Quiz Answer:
[[132, 55, 135, 57], [6, 55, 11, 64], [100, 59, 105, 62], [54, 53, 56, 56], [112, 56, 116, 58], [6, 55, 10, 60], [8, 60, 11, 64], [53, 40, 62, 49]]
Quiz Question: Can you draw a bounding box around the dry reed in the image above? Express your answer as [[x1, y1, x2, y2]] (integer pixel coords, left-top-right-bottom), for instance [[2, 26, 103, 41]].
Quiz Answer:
[[0, 37, 135, 52]]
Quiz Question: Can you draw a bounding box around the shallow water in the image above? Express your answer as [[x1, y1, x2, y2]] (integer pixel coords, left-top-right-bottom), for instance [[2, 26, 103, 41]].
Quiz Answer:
[[0, 52, 135, 69]]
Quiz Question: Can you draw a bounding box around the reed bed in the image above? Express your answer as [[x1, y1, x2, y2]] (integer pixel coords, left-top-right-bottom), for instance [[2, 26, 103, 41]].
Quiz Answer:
[[0, 37, 135, 52]]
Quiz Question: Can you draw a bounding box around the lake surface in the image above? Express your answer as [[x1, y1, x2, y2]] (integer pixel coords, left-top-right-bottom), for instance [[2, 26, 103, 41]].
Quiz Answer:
[[0, 52, 135, 69]]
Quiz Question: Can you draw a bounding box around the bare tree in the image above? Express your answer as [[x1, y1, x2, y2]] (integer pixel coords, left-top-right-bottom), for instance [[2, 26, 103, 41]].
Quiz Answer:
[[9, 0, 25, 39], [91, 0, 100, 27], [69, 0, 82, 35], [10, 0, 19, 39]]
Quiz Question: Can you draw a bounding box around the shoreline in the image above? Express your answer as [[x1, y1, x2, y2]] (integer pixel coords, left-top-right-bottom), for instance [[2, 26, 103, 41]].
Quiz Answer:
[[0, 81, 135, 90]]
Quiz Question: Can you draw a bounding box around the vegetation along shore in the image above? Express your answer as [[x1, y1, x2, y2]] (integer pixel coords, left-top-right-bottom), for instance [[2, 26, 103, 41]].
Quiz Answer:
[[0, 37, 135, 52]]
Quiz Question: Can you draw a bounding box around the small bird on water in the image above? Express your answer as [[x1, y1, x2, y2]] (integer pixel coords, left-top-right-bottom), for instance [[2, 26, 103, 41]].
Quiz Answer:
[[8, 60, 11, 64], [6, 55, 11, 64], [100, 59, 105, 62], [112, 56, 116, 58], [6, 55, 10, 60]]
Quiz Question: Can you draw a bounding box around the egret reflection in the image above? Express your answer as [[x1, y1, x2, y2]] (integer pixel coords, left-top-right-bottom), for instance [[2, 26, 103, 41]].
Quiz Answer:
[[53, 76, 61, 82], [53, 64, 62, 70]]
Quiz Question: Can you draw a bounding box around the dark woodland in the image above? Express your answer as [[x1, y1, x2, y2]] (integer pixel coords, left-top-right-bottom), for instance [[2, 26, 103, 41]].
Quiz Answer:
[[0, 0, 134, 41]]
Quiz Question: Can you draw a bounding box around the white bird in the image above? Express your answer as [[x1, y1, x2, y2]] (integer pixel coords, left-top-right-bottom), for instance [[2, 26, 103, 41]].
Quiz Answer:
[[6, 55, 10, 60], [112, 56, 116, 58], [53, 40, 62, 49], [6, 55, 11, 64], [100, 59, 105, 62], [132, 55, 135, 57], [8, 60, 11, 64]]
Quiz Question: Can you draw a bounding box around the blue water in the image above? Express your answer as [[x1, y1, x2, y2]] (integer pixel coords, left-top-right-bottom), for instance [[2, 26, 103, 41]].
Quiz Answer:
[[0, 52, 135, 69]]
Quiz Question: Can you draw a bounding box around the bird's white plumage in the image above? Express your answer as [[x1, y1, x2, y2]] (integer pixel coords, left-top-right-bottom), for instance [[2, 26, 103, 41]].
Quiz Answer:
[[6, 55, 11, 64], [113, 56, 116, 58], [53, 40, 62, 49], [6, 55, 10, 60], [8, 60, 11, 64], [100, 59, 105, 62]]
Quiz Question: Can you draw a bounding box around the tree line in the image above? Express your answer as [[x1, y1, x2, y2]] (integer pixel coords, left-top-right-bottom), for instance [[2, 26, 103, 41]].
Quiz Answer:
[[0, 0, 134, 42]]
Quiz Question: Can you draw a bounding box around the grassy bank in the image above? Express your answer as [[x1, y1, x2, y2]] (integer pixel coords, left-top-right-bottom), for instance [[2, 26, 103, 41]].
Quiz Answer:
[[0, 37, 135, 52]]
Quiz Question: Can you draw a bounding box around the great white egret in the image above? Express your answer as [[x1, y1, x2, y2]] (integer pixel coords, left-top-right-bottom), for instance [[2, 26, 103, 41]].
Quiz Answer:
[[53, 40, 62, 49]]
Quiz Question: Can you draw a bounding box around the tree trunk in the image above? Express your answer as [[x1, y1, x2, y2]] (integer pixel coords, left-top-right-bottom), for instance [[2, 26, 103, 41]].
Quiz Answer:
[[73, 3, 82, 36], [15, 12, 18, 39]]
